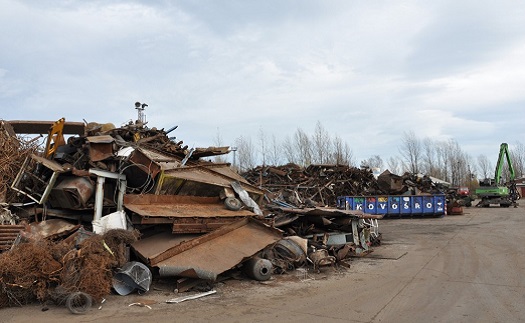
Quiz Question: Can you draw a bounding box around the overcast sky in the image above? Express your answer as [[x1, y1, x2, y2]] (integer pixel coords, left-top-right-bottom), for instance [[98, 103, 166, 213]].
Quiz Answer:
[[1, 0, 524, 166]]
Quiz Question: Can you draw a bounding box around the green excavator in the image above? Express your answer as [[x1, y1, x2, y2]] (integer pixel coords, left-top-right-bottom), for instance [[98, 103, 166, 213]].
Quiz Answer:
[[475, 143, 519, 207]]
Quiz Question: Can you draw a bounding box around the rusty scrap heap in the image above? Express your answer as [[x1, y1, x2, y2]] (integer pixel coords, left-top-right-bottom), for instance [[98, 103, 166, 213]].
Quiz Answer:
[[0, 115, 378, 314], [241, 163, 383, 207], [240, 164, 448, 208], [0, 113, 449, 314]]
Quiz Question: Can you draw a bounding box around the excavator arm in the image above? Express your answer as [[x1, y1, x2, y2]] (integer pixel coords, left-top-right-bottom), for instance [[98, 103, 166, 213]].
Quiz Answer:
[[44, 118, 66, 159], [494, 143, 515, 185]]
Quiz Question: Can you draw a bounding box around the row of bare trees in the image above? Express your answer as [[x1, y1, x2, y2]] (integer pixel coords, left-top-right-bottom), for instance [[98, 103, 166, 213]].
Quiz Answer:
[[215, 123, 525, 187], [226, 122, 355, 171]]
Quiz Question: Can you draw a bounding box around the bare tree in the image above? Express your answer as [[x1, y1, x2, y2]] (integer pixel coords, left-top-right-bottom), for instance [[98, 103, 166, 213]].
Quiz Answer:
[[332, 135, 355, 166], [234, 135, 256, 172], [434, 141, 449, 182], [213, 127, 227, 164], [282, 135, 298, 164], [399, 131, 422, 173], [294, 128, 312, 167], [511, 141, 525, 178], [440, 139, 471, 186], [267, 134, 283, 166], [258, 127, 267, 166], [477, 154, 493, 180], [387, 156, 402, 175], [312, 121, 332, 164], [422, 137, 439, 177]]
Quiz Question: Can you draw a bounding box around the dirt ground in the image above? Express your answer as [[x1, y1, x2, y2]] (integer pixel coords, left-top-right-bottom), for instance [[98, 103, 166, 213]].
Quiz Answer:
[[2, 202, 524, 323]]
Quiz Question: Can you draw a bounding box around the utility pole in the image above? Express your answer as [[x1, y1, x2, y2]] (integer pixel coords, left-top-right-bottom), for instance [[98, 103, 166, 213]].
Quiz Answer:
[[468, 164, 472, 191]]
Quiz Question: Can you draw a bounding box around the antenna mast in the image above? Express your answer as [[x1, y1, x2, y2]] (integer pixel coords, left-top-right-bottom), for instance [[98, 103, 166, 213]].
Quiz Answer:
[[134, 101, 148, 124]]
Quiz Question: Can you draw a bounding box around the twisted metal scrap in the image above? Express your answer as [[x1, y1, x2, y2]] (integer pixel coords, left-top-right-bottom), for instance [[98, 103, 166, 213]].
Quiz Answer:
[[56, 229, 139, 303], [0, 240, 63, 307], [0, 120, 41, 203], [0, 229, 139, 308], [241, 164, 381, 207]]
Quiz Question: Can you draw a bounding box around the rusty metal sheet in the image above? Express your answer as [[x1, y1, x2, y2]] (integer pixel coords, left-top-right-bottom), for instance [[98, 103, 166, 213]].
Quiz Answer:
[[7, 120, 85, 135], [48, 176, 95, 209], [124, 194, 256, 220], [31, 154, 66, 173], [134, 147, 181, 169], [147, 218, 282, 281], [89, 143, 114, 162], [87, 135, 115, 162], [159, 164, 264, 197], [131, 231, 202, 263], [86, 135, 114, 144], [28, 219, 81, 239], [128, 148, 165, 179], [171, 216, 246, 234], [190, 146, 230, 158]]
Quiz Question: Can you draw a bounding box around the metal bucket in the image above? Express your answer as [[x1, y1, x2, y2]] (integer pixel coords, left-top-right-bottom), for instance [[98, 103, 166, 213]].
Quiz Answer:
[[112, 261, 152, 296]]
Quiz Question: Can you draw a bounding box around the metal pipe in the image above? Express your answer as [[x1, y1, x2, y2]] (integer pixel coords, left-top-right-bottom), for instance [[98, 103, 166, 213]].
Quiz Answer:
[[166, 125, 178, 134], [117, 179, 127, 211], [93, 176, 105, 222]]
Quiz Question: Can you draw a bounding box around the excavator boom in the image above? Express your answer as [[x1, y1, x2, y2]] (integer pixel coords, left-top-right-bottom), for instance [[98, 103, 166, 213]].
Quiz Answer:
[[494, 143, 515, 184]]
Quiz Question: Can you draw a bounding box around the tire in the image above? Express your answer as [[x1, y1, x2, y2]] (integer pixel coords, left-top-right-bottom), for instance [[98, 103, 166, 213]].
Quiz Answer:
[[224, 197, 242, 211], [65, 292, 92, 315]]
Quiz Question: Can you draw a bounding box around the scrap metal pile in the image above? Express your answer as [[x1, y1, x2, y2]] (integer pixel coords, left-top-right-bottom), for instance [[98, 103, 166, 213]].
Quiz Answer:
[[241, 165, 449, 208], [0, 225, 138, 309], [241, 164, 383, 207], [0, 115, 382, 314], [0, 113, 452, 314], [0, 121, 40, 204]]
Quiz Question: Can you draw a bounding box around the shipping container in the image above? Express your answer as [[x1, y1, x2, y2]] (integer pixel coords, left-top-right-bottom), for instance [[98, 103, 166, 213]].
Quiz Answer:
[[336, 195, 446, 217]]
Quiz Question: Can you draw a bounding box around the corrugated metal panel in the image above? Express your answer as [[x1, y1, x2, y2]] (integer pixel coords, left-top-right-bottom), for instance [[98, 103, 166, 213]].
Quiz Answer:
[[0, 225, 24, 251]]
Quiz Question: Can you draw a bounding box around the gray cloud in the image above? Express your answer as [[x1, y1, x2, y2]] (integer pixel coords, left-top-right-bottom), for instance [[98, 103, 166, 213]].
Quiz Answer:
[[1, 0, 524, 165]]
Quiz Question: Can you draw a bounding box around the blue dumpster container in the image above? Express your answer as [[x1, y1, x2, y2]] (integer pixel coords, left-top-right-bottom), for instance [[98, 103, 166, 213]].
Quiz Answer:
[[337, 195, 446, 218]]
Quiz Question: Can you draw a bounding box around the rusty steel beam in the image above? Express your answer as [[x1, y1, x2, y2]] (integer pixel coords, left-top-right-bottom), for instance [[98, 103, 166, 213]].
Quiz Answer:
[[8, 120, 85, 135]]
